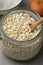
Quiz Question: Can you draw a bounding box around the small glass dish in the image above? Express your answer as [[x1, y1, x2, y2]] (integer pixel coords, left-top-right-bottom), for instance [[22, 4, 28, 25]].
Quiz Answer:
[[0, 0, 22, 15], [0, 8, 42, 61]]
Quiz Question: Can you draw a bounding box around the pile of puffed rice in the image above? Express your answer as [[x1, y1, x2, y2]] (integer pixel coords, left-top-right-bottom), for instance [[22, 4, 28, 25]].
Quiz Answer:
[[3, 13, 40, 41]]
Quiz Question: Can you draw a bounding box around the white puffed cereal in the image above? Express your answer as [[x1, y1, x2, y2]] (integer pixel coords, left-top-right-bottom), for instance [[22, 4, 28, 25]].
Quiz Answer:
[[3, 13, 40, 41]]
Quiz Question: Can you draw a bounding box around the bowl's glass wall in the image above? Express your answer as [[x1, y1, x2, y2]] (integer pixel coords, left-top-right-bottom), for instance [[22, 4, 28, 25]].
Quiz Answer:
[[0, 9, 42, 60]]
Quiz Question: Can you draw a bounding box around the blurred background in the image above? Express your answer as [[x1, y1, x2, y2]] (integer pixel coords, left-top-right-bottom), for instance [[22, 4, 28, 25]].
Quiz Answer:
[[22, 0, 30, 7]]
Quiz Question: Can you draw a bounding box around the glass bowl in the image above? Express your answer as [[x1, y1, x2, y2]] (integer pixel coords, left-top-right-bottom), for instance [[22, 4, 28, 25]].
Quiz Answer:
[[0, 8, 42, 61], [0, 0, 22, 15]]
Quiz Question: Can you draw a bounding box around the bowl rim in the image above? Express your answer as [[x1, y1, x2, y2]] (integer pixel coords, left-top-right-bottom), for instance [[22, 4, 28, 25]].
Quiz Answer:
[[0, 8, 42, 45]]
